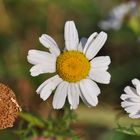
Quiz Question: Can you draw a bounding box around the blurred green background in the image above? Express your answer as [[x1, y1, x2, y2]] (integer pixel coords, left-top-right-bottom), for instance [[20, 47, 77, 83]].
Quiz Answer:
[[0, 0, 140, 139]]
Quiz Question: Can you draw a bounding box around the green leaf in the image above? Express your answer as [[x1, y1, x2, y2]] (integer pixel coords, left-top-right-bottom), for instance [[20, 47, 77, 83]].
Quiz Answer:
[[116, 124, 140, 136], [19, 112, 46, 128]]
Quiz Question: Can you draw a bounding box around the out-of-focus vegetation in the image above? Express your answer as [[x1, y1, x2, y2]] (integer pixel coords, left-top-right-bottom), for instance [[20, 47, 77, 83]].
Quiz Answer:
[[0, 0, 140, 139]]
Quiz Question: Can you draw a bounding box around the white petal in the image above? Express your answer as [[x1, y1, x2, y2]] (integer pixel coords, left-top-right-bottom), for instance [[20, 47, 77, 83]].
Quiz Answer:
[[121, 87, 140, 102], [79, 79, 100, 106], [124, 86, 138, 97], [90, 56, 111, 70], [68, 83, 91, 107], [89, 69, 111, 84], [124, 105, 140, 114], [79, 91, 92, 107], [27, 49, 56, 65], [127, 97, 140, 103], [36, 75, 62, 101], [121, 101, 140, 108], [68, 83, 92, 107], [36, 75, 61, 93], [68, 83, 79, 110], [132, 79, 140, 95], [121, 94, 140, 102], [30, 63, 56, 77], [53, 81, 69, 109], [85, 32, 107, 60], [129, 112, 140, 119], [64, 21, 79, 50], [83, 32, 98, 53], [39, 34, 60, 56], [77, 37, 87, 52]]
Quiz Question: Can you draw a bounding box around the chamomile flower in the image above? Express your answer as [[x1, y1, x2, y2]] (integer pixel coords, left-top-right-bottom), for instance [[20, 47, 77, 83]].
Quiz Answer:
[[121, 79, 140, 119], [27, 21, 111, 109]]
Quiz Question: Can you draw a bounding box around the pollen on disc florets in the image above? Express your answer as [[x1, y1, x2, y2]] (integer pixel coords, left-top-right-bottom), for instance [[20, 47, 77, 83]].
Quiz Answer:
[[56, 51, 90, 82]]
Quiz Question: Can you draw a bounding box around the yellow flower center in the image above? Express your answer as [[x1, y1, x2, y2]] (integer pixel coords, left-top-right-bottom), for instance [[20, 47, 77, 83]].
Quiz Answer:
[[56, 51, 90, 82]]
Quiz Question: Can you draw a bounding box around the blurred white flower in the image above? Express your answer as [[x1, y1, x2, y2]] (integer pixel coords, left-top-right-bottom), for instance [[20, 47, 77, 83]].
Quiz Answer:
[[121, 79, 140, 119], [99, 1, 137, 30], [27, 21, 111, 109], [137, 37, 140, 44]]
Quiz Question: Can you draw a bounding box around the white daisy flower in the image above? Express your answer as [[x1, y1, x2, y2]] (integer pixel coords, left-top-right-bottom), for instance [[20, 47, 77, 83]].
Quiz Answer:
[[121, 79, 140, 119], [27, 21, 111, 109]]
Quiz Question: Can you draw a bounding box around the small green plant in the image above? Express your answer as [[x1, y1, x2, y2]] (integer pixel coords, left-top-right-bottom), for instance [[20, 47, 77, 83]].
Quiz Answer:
[[15, 107, 78, 140]]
